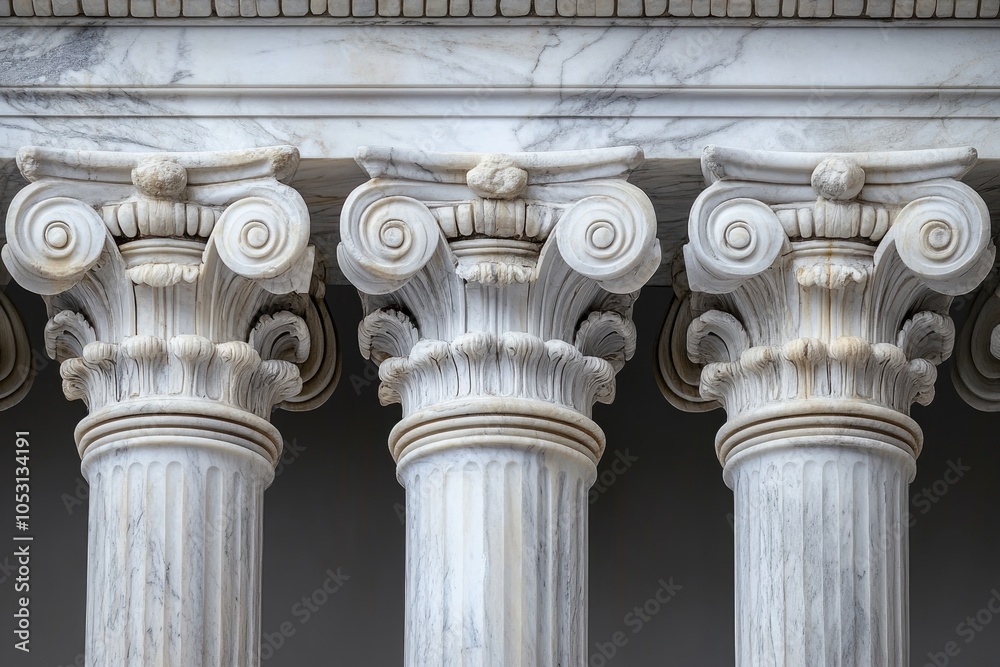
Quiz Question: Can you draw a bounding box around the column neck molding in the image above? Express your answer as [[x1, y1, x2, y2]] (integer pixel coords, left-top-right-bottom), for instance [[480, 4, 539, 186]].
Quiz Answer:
[[658, 145, 993, 463], [339, 145, 659, 458], [3, 146, 339, 461]]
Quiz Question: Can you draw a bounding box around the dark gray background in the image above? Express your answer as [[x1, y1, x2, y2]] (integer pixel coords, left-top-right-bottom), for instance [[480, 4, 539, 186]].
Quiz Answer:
[[1, 282, 998, 667]]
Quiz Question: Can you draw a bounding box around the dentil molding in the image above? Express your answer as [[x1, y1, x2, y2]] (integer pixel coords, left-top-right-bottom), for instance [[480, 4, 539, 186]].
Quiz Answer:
[[3, 0, 997, 18]]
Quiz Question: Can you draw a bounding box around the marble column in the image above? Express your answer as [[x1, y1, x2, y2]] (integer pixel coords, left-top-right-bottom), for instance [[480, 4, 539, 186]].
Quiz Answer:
[[657, 146, 994, 667], [338, 146, 659, 666], [2, 146, 338, 666]]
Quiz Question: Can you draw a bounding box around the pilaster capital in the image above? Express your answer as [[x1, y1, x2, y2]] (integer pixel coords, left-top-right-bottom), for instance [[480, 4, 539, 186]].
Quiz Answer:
[[2, 146, 339, 462], [658, 146, 993, 463], [953, 270, 1000, 411], [0, 265, 34, 410], [338, 146, 659, 462]]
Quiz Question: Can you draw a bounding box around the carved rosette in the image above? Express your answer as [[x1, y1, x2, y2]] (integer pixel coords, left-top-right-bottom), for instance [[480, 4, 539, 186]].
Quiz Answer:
[[659, 146, 993, 464], [339, 146, 658, 463], [2, 146, 339, 463]]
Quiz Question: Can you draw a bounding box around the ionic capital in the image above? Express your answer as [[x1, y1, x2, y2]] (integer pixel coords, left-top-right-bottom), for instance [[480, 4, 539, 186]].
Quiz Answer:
[[659, 145, 993, 462], [338, 146, 659, 461], [2, 146, 338, 462]]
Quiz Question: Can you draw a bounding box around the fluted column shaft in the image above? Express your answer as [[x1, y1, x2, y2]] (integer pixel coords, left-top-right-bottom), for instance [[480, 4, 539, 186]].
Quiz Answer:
[[339, 146, 659, 665], [659, 146, 994, 667], [729, 439, 911, 666], [400, 433, 593, 666], [2, 146, 337, 667], [84, 438, 272, 664]]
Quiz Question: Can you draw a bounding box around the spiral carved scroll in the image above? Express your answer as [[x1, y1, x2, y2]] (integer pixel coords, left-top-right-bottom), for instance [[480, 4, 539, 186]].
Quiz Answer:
[[554, 189, 659, 294], [338, 194, 440, 295], [214, 191, 310, 281], [3, 195, 107, 295], [887, 190, 993, 295], [685, 196, 787, 294]]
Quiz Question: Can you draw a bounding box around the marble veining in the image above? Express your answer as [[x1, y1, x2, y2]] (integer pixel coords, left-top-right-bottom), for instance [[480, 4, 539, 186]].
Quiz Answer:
[[657, 146, 993, 667], [730, 445, 911, 667], [339, 146, 657, 665], [1, 146, 339, 666], [402, 446, 591, 667], [2, 24, 999, 288], [84, 444, 271, 665]]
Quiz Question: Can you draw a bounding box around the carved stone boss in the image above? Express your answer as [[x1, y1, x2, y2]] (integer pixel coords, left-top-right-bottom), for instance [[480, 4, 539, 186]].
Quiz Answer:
[[338, 146, 659, 667], [658, 146, 993, 667], [2, 146, 338, 665]]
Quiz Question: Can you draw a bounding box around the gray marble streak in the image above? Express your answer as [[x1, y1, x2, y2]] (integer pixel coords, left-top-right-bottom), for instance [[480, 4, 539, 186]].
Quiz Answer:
[[729, 444, 912, 667], [2, 24, 999, 287]]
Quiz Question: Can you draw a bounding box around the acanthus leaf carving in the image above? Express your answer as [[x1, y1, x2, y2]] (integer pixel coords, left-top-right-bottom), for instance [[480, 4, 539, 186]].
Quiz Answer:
[[339, 146, 659, 443], [3, 146, 339, 454], [659, 145, 994, 461]]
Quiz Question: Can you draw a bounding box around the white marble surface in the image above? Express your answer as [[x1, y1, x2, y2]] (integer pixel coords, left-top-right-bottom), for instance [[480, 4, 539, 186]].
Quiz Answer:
[[2, 146, 339, 666], [2, 25, 999, 158], [728, 443, 912, 667], [83, 441, 273, 666], [340, 147, 658, 665], [658, 146, 994, 666], [401, 441, 593, 667], [2, 24, 999, 285]]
